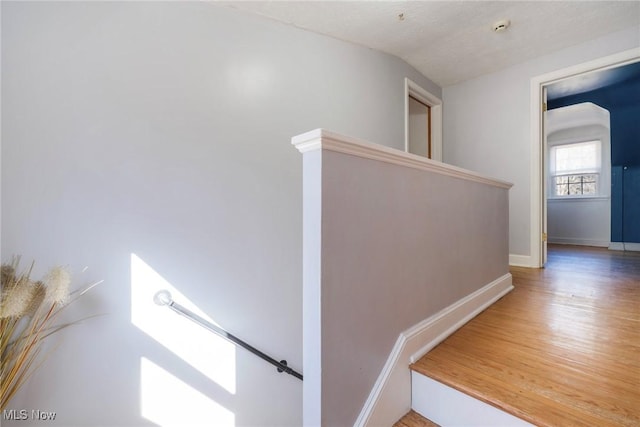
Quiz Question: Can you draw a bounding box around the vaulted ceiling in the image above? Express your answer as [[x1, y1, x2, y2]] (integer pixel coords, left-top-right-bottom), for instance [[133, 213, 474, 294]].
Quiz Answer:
[[219, 1, 640, 88]]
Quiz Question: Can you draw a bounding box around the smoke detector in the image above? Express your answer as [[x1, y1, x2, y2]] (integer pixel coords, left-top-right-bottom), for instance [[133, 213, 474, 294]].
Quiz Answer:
[[492, 19, 511, 32]]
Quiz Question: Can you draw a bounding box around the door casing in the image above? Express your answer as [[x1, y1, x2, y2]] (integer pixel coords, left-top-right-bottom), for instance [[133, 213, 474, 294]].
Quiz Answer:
[[405, 78, 442, 162]]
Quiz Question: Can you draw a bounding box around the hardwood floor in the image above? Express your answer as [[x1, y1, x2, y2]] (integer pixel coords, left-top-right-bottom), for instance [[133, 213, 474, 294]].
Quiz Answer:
[[393, 410, 440, 427], [411, 245, 640, 427]]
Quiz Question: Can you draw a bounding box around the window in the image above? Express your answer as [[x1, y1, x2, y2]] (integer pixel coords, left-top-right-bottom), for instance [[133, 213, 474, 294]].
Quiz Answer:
[[549, 140, 601, 197], [554, 174, 597, 196]]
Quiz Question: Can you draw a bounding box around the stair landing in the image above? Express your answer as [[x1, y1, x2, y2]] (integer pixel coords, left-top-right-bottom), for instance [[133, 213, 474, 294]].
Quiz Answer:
[[410, 246, 640, 427], [393, 410, 440, 427]]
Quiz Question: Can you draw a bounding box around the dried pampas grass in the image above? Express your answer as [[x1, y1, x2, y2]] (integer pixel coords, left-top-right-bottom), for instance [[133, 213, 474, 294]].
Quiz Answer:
[[0, 257, 100, 410]]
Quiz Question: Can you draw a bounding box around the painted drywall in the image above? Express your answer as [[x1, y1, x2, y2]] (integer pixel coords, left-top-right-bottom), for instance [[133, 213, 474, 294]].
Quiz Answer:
[[546, 105, 611, 247], [548, 77, 640, 243], [299, 134, 511, 426], [621, 166, 640, 244], [443, 26, 640, 262], [548, 76, 640, 167], [547, 198, 611, 246], [0, 2, 439, 426]]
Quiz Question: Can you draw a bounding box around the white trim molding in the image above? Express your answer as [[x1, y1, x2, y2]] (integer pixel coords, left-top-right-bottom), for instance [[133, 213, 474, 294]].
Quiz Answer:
[[548, 238, 609, 247], [354, 273, 514, 427], [609, 242, 640, 252], [404, 78, 443, 162], [509, 254, 534, 268], [292, 129, 513, 190]]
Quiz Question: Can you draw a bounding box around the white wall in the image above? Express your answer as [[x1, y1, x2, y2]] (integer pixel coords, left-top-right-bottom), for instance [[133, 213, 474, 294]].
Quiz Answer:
[[443, 26, 640, 263], [1, 2, 439, 426], [546, 104, 611, 247], [547, 198, 610, 246]]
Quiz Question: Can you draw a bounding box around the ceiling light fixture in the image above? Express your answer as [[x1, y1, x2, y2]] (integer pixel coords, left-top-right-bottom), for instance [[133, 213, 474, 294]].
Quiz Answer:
[[492, 19, 510, 32]]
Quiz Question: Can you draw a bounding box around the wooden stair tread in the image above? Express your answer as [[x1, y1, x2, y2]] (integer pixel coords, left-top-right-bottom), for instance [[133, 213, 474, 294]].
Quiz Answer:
[[410, 245, 640, 427], [393, 410, 440, 427]]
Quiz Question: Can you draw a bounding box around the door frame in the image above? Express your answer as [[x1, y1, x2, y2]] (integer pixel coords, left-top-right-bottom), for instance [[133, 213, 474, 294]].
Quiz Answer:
[[405, 78, 442, 161], [529, 48, 640, 268]]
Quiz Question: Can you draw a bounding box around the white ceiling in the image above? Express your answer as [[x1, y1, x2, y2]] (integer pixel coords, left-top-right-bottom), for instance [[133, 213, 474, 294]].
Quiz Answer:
[[218, 1, 640, 87]]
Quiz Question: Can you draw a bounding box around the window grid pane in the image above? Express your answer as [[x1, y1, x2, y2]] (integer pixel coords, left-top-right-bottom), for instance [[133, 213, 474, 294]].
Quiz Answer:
[[554, 173, 598, 196], [569, 183, 582, 195]]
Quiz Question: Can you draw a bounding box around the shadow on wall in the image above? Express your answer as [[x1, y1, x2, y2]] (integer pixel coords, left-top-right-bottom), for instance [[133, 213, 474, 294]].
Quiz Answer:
[[1, 1, 441, 424], [3, 226, 302, 427], [121, 230, 301, 427], [131, 253, 236, 425]]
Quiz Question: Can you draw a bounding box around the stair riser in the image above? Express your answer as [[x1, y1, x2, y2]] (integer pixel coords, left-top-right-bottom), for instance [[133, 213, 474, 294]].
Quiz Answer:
[[412, 372, 533, 426]]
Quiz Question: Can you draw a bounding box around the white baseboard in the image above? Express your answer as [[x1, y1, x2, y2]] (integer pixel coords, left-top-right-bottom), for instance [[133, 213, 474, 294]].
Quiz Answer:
[[355, 273, 514, 427], [411, 372, 533, 426], [548, 237, 609, 247], [509, 254, 533, 267], [609, 242, 640, 251], [625, 243, 640, 251], [609, 242, 624, 251]]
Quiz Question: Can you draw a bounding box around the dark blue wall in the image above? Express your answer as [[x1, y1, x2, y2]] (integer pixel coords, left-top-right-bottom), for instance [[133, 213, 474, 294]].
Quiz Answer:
[[623, 166, 640, 244], [548, 77, 640, 166], [549, 77, 640, 243], [611, 166, 624, 241]]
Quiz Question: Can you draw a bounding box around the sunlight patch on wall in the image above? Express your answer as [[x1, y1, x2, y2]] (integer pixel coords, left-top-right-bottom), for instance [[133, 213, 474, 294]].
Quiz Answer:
[[130, 253, 236, 394], [141, 357, 235, 427]]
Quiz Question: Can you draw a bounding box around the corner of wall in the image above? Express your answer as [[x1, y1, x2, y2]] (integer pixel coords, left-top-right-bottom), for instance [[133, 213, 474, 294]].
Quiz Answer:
[[509, 254, 535, 268]]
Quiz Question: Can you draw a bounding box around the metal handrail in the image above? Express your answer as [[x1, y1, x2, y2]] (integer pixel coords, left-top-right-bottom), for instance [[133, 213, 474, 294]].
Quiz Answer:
[[153, 290, 303, 381]]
